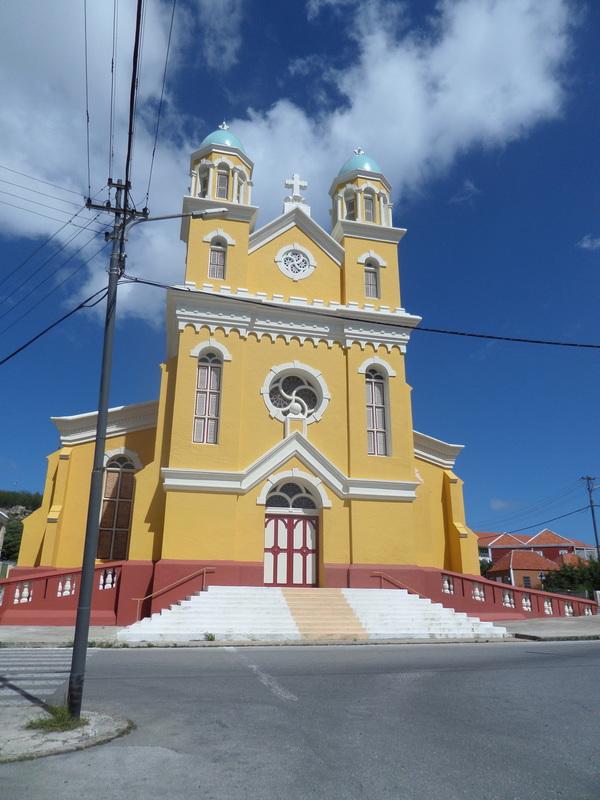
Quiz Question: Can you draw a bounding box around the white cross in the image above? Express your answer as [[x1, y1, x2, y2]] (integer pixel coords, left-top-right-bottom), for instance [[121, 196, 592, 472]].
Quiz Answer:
[[219, 121, 230, 130], [285, 173, 308, 200]]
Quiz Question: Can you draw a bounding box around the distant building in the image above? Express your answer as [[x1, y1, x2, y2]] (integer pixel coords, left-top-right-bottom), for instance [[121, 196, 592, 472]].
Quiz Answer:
[[476, 529, 597, 566], [487, 550, 559, 589]]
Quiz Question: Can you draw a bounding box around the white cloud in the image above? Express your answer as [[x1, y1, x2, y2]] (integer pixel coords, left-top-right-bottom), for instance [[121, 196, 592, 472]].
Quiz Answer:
[[577, 234, 600, 251], [490, 498, 518, 511], [196, 0, 244, 71], [306, 0, 358, 21], [0, 0, 575, 327], [450, 178, 480, 204]]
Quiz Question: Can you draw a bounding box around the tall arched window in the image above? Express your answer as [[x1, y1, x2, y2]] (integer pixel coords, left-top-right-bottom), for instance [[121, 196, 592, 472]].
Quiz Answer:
[[345, 190, 357, 221], [198, 166, 209, 198], [98, 455, 136, 560], [236, 175, 245, 204], [365, 368, 389, 456], [208, 237, 227, 279], [216, 165, 230, 199], [364, 259, 380, 298], [194, 351, 222, 444], [363, 191, 375, 222]]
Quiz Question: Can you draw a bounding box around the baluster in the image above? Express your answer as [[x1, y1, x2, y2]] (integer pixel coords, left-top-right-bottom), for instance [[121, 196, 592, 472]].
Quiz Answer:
[[99, 570, 105, 590], [14, 584, 20, 604], [57, 579, 63, 597]]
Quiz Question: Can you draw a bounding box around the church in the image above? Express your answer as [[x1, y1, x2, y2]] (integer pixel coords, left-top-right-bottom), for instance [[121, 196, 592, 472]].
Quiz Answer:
[[18, 123, 480, 598]]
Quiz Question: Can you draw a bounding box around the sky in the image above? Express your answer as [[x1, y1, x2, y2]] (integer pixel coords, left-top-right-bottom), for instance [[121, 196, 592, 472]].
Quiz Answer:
[[0, 0, 599, 543]]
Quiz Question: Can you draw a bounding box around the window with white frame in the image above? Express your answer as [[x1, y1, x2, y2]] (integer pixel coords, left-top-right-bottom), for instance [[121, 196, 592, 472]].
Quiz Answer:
[[216, 167, 229, 199], [194, 352, 222, 444], [98, 455, 136, 560], [236, 176, 245, 204], [198, 167, 209, 198], [365, 368, 389, 456], [345, 192, 357, 221], [364, 192, 375, 222], [208, 238, 227, 279], [364, 259, 380, 298]]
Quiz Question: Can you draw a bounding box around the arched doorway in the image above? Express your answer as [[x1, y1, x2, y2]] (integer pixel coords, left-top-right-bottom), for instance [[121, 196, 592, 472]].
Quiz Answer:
[[263, 481, 319, 587]]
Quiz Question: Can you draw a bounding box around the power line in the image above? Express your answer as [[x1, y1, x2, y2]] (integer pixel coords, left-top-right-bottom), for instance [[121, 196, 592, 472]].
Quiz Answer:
[[505, 505, 591, 533], [122, 0, 145, 220], [144, 0, 177, 207], [0, 198, 107, 230], [83, 0, 92, 199], [121, 275, 600, 352], [0, 178, 83, 208], [0, 163, 82, 197], [474, 480, 582, 529], [0, 188, 99, 220], [108, 0, 119, 187], [0, 287, 108, 368]]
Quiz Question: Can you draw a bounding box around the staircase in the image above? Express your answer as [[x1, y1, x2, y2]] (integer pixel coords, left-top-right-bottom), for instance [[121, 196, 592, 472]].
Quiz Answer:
[[117, 586, 506, 643]]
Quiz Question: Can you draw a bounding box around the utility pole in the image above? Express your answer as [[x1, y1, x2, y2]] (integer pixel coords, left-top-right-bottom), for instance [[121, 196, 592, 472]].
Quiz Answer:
[[582, 476, 600, 562], [67, 179, 146, 718]]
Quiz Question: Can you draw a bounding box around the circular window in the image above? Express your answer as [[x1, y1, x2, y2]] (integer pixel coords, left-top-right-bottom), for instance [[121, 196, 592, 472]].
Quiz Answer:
[[262, 364, 330, 424], [275, 244, 316, 281], [282, 250, 309, 276]]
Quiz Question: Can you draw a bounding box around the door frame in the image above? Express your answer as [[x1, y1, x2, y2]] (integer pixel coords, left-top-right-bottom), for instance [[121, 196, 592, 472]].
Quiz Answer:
[[263, 510, 319, 587]]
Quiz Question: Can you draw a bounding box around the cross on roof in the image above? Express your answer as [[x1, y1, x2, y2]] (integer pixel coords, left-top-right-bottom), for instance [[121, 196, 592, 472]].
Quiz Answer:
[[285, 172, 308, 200], [219, 121, 230, 130]]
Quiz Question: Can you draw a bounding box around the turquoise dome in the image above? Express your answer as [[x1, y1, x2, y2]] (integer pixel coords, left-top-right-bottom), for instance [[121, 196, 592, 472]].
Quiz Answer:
[[201, 127, 245, 153], [339, 151, 382, 175]]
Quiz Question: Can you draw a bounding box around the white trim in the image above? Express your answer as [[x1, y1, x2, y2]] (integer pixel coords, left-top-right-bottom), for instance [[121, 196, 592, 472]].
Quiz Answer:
[[358, 357, 396, 378], [357, 250, 387, 267], [331, 219, 406, 245], [329, 169, 392, 196], [189, 144, 254, 173], [527, 529, 573, 545], [214, 157, 234, 170], [202, 228, 236, 246], [104, 448, 143, 470], [189, 338, 232, 361], [52, 401, 158, 446], [162, 431, 419, 502], [180, 196, 258, 239], [413, 430, 464, 469], [256, 469, 332, 508], [249, 206, 344, 266], [260, 361, 330, 423], [274, 242, 316, 281]]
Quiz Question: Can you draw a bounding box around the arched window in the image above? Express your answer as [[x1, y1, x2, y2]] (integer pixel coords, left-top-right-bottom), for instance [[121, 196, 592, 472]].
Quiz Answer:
[[216, 165, 230, 199], [236, 175, 245, 204], [364, 258, 380, 298], [194, 351, 222, 444], [208, 237, 227, 279], [363, 191, 375, 222], [345, 190, 357, 221], [98, 455, 136, 560], [365, 368, 389, 456], [198, 166, 209, 198], [266, 482, 318, 510]]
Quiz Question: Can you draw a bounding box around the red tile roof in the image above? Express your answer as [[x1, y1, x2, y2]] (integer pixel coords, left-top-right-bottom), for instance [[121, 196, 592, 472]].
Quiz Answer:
[[475, 528, 592, 549], [488, 550, 560, 573]]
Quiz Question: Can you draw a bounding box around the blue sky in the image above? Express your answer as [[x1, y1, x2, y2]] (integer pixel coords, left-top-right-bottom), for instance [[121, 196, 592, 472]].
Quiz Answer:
[[1, 0, 599, 542]]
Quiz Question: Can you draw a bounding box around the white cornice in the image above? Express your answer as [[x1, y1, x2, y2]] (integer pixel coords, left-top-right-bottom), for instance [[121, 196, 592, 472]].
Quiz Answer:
[[180, 196, 258, 240], [51, 401, 158, 446], [189, 143, 254, 172], [331, 219, 407, 245], [249, 207, 344, 266], [162, 430, 419, 502], [329, 169, 392, 195], [413, 431, 464, 469], [167, 286, 421, 358]]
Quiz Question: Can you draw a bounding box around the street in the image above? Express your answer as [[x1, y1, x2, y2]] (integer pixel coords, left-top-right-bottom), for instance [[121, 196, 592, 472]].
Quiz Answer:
[[2, 641, 599, 799]]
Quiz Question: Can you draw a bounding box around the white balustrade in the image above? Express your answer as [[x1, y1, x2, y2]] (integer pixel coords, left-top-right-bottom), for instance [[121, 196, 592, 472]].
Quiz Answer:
[[0, 586, 4, 606], [442, 576, 454, 594], [13, 582, 32, 604], [564, 602, 573, 617], [502, 589, 515, 608], [99, 568, 117, 591], [57, 575, 76, 597], [471, 584, 485, 602], [521, 594, 532, 612], [584, 607, 593, 616], [544, 599, 553, 615]]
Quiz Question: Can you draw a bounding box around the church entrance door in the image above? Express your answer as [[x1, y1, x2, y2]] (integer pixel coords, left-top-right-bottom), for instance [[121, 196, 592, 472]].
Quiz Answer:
[[263, 514, 318, 587]]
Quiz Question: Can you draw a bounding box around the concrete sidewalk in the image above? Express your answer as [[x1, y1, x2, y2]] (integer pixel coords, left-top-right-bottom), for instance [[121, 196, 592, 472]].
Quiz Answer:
[[0, 626, 121, 647], [504, 615, 600, 640]]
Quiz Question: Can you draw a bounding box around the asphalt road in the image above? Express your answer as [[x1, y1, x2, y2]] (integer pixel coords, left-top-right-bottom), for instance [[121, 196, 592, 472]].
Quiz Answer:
[[3, 641, 599, 800]]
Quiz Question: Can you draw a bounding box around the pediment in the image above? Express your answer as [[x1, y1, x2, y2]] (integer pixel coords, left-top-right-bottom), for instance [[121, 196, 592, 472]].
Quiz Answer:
[[248, 207, 344, 266]]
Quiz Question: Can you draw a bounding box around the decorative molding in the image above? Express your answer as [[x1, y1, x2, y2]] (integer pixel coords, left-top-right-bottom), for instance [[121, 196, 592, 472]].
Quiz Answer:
[[256, 469, 332, 508], [249, 206, 344, 266], [202, 228, 236, 246], [51, 401, 158, 446], [189, 143, 254, 173], [413, 430, 464, 469], [358, 357, 396, 377], [260, 361, 330, 424], [189, 338, 232, 361], [104, 448, 143, 470], [329, 168, 392, 195], [161, 431, 419, 502], [180, 196, 258, 240], [167, 287, 421, 358], [357, 250, 387, 267], [274, 242, 317, 281], [331, 219, 406, 245]]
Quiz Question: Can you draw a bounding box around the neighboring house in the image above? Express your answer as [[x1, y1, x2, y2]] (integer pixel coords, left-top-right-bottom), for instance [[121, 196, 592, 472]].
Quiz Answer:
[[487, 550, 559, 589], [476, 528, 597, 565]]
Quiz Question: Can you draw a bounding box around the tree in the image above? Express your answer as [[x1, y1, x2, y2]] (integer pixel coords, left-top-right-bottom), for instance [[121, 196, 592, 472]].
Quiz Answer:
[[0, 490, 42, 510], [1, 518, 23, 562], [542, 559, 600, 598], [480, 559, 493, 578]]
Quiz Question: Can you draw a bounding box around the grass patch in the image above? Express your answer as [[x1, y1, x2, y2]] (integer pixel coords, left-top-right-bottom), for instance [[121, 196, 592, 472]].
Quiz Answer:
[[25, 705, 88, 733]]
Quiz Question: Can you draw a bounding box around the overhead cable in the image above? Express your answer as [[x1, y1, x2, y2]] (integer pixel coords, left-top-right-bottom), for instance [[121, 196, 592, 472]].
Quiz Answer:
[[506, 506, 592, 533]]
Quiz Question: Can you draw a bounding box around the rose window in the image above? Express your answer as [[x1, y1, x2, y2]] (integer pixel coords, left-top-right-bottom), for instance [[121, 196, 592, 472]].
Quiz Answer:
[[282, 249, 310, 276], [268, 374, 319, 418]]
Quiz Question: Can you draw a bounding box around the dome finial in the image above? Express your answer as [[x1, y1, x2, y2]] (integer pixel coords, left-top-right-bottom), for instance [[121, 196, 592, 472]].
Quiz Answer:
[[353, 147, 365, 156], [219, 121, 230, 131]]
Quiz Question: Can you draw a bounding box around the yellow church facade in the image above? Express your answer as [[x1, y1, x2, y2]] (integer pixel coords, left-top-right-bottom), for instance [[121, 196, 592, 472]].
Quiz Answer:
[[19, 125, 480, 597]]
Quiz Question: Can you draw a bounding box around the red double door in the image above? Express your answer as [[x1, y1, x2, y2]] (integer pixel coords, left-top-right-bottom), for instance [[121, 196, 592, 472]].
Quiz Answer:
[[263, 514, 318, 587]]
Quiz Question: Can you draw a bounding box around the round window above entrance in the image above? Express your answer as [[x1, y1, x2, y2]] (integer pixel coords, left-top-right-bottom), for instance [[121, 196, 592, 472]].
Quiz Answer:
[[274, 243, 316, 281], [266, 482, 318, 511], [261, 363, 330, 424]]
